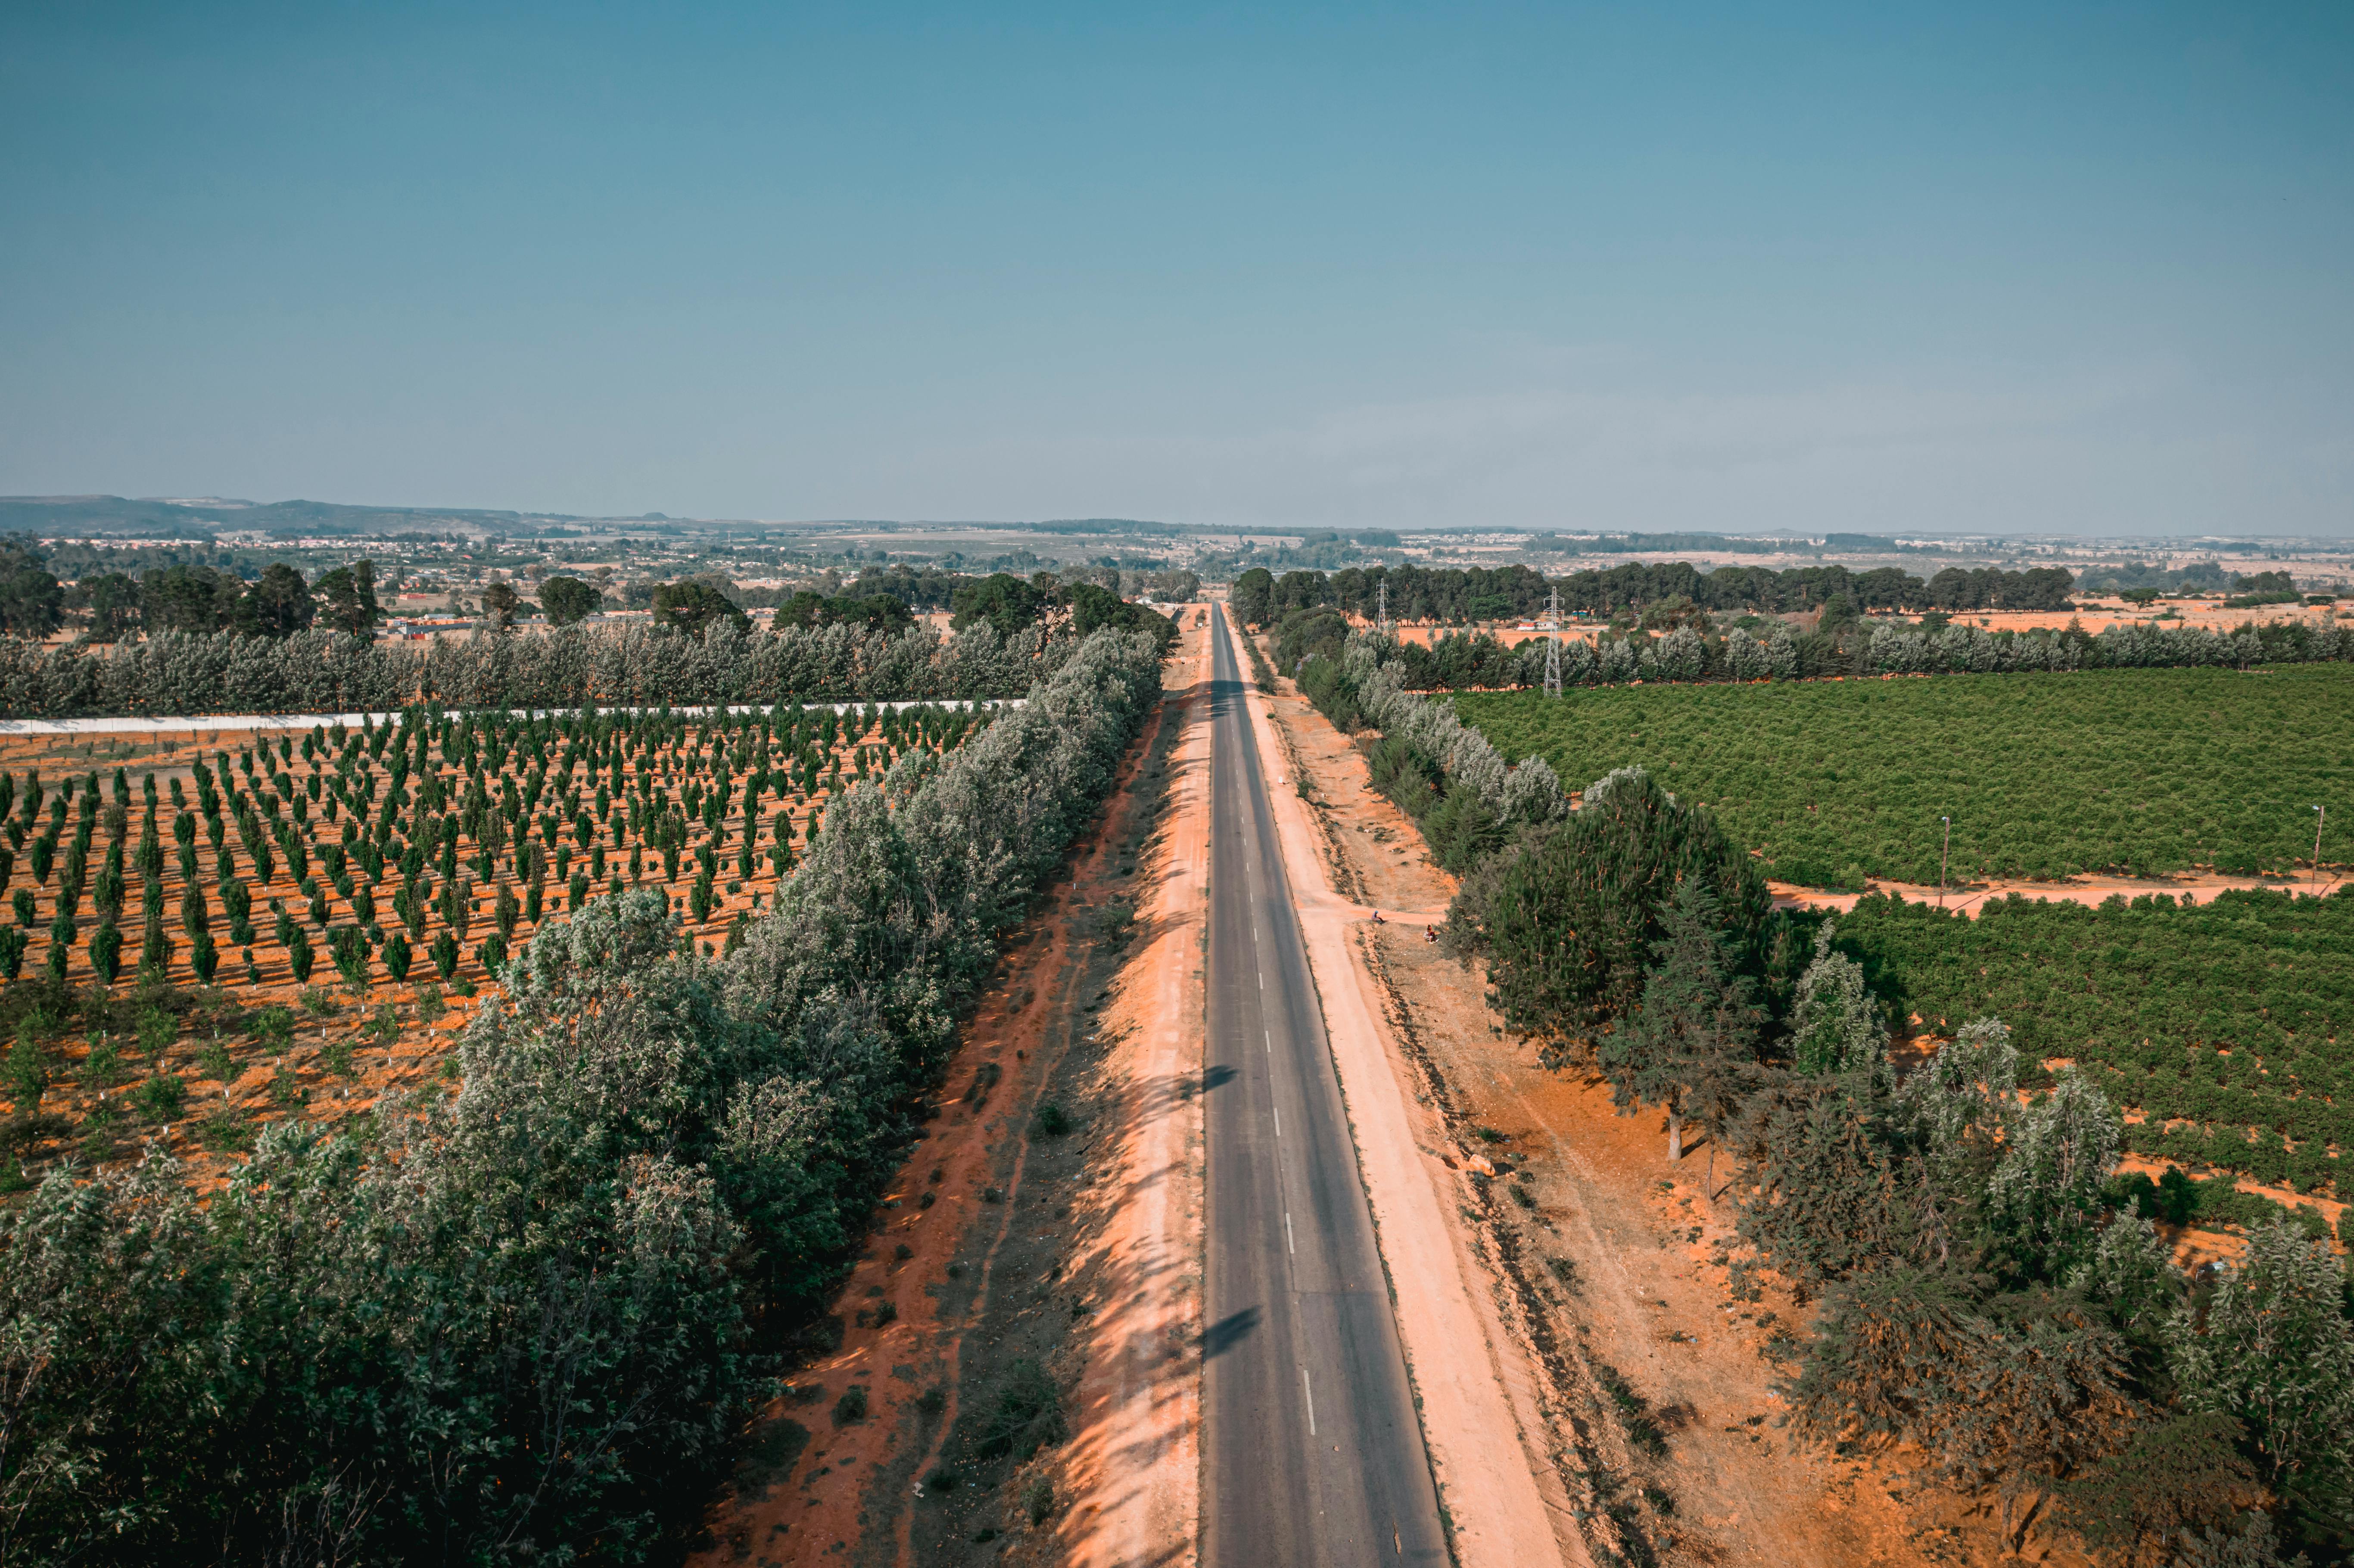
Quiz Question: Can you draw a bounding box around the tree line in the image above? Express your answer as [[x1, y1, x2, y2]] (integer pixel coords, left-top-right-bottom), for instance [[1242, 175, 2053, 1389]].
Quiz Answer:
[[0, 615, 1123, 719], [1232, 559, 2085, 628], [0, 623, 1166, 1565], [1269, 603, 2353, 702]]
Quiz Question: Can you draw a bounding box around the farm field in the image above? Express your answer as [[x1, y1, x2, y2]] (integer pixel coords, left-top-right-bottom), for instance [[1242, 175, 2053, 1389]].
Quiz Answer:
[[1451, 663, 2352, 887], [1840, 887, 2354, 1202], [0, 698, 999, 1187]]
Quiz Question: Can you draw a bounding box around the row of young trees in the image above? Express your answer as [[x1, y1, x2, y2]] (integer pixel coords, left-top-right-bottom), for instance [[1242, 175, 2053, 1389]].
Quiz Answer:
[[0, 624, 1166, 1564], [1271, 626, 2348, 1560], [0, 614, 1098, 719], [0, 696, 1002, 1014]]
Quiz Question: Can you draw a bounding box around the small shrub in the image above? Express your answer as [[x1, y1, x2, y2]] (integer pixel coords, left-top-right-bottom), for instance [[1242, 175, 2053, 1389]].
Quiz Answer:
[[915, 1387, 946, 1418], [299, 985, 336, 1017], [196, 1035, 235, 1083], [872, 1300, 897, 1326], [925, 1468, 960, 1493], [1510, 1182, 1536, 1210], [831, 1386, 869, 1426], [132, 1073, 187, 1123], [1035, 1101, 1074, 1136], [1023, 1475, 1056, 1525], [198, 1115, 255, 1153], [82, 1037, 121, 1090], [254, 1004, 294, 1049], [976, 1359, 1065, 1462]]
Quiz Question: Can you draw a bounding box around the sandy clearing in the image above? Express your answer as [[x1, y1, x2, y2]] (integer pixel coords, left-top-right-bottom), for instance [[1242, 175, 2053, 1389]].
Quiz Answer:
[[1219, 614, 1574, 1568], [1339, 599, 2347, 647], [1047, 615, 1209, 1568], [1773, 867, 2346, 917]]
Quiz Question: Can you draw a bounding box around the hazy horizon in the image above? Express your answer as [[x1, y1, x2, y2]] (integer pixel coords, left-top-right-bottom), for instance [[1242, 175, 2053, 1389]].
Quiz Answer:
[[3, 3, 2349, 536]]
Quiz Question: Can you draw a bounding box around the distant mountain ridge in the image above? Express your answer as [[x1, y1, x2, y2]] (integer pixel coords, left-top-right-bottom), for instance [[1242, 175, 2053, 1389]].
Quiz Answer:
[[0, 494, 607, 537], [0, 497, 1180, 539]]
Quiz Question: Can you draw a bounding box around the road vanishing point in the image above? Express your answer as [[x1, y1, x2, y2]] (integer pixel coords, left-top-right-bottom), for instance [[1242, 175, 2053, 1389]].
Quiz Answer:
[[1201, 602, 1449, 1567]]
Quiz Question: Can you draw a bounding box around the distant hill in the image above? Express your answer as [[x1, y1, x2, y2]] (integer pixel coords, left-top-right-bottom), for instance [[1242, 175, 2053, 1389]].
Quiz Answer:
[[0, 495, 593, 538]]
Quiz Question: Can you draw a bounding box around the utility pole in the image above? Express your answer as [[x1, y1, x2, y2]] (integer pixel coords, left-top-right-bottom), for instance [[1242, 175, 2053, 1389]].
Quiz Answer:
[[1543, 585, 1563, 699], [1939, 816, 1950, 907], [2317, 805, 2328, 893]]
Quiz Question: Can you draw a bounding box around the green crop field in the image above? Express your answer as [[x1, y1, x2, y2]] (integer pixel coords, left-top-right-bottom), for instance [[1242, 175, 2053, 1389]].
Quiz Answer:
[[1841, 887, 2354, 1193], [1451, 664, 2353, 887]]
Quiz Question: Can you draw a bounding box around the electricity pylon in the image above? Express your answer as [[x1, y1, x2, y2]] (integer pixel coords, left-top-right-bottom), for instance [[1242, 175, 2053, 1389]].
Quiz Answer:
[[1543, 586, 1563, 698]]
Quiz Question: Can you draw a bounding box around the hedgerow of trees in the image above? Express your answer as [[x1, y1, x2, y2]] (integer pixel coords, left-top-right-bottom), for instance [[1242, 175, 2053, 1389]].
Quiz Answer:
[[0, 623, 1163, 1564], [0, 615, 1109, 719], [1231, 559, 2083, 629]]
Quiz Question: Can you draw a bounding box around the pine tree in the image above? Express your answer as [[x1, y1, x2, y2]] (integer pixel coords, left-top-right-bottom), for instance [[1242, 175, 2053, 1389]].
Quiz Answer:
[[1476, 766, 1775, 1058], [1600, 877, 1766, 1174]]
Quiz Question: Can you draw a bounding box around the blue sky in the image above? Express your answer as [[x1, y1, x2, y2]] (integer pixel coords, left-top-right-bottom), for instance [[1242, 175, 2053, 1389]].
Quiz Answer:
[[2, 2, 2348, 534]]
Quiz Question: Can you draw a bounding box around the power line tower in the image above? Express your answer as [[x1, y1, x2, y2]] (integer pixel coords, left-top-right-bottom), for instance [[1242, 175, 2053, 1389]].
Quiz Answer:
[[1543, 585, 1563, 698], [1376, 579, 1389, 637]]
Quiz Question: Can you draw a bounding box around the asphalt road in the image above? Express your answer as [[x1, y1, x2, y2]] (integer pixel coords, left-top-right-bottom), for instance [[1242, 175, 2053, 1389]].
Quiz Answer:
[[1201, 604, 1449, 1568]]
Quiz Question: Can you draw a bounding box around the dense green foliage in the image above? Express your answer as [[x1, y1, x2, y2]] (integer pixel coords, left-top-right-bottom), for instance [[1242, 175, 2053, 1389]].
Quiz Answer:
[[0, 628, 1162, 1564], [947, 572, 1177, 652], [1472, 768, 1779, 1056], [1229, 558, 2079, 628], [1294, 633, 1567, 877], [1839, 888, 2354, 1196], [1277, 607, 2350, 707], [1454, 665, 2353, 884], [1736, 1015, 2347, 1559]]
